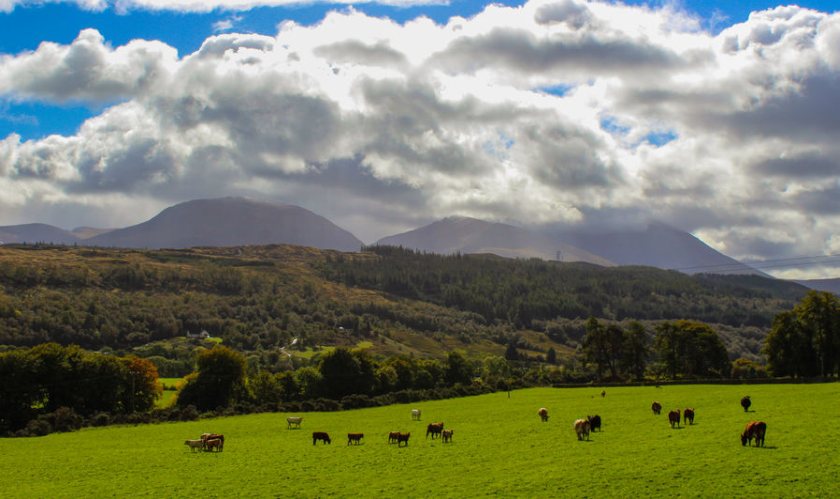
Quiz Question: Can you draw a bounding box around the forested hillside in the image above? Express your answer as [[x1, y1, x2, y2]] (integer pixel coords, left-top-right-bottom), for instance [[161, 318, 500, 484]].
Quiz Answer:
[[0, 244, 807, 366]]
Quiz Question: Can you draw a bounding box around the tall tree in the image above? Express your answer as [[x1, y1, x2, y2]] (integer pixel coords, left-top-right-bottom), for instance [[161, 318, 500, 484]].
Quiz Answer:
[[654, 321, 728, 379], [177, 346, 248, 411], [318, 348, 376, 399], [765, 291, 840, 377], [622, 321, 649, 380], [582, 317, 623, 379]]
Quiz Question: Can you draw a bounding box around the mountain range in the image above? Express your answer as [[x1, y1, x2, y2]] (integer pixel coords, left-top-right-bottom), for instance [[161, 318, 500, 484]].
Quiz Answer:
[[0, 196, 832, 285]]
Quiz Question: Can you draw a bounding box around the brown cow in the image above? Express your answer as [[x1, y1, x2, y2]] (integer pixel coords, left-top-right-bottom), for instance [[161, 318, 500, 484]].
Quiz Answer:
[[574, 419, 590, 441], [441, 429, 454, 443], [741, 396, 751, 412], [426, 422, 444, 439], [200, 433, 224, 451], [668, 409, 681, 428], [312, 432, 331, 445], [538, 407, 549, 422], [388, 431, 401, 444], [684, 408, 695, 425], [651, 401, 662, 415], [397, 432, 410, 447], [347, 433, 364, 445], [741, 421, 767, 447], [204, 438, 223, 452]]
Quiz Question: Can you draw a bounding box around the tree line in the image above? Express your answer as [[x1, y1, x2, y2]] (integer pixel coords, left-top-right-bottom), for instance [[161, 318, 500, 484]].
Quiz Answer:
[[0, 343, 159, 435], [3, 288, 836, 436], [764, 291, 840, 377]]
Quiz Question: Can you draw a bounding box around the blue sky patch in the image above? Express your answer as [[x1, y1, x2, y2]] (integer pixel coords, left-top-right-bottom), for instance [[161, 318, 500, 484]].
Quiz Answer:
[[645, 130, 678, 147]]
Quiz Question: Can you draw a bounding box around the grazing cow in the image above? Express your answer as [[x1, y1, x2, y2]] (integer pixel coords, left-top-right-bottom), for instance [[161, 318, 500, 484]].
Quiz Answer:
[[601, 390, 606, 398], [200, 433, 224, 451], [388, 431, 401, 444], [668, 410, 681, 428], [426, 422, 445, 439], [741, 396, 751, 412], [741, 421, 767, 447], [397, 432, 410, 447], [287, 416, 303, 429], [347, 433, 364, 445], [184, 439, 204, 452], [441, 429, 454, 443], [651, 401, 662, 415], [684, 408, 695, 425], [411, 409, 421, 421], [538, 407, 549, 422], [574, 419, 591, 441], [587, 415, 602, 432], [204, 438, 223, 452], [312, 432, 331, 445]]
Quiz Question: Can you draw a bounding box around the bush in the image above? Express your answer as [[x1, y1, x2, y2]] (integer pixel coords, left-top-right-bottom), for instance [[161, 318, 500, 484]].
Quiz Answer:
[[51, 407, 83, 432], [90, 412, 112, 427], [22, 418, 52, 437]]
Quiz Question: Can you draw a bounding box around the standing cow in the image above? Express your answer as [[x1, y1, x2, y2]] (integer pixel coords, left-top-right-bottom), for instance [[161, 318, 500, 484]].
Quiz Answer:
[[684, 408, 695, 425], [411, 409, 422, 421], [574, 419, 591, 441], [538, 407, 549, 422], [587, 415, 602, 432], [741, 396, 752, 412], [388, 431, 401, 444], [651, 401, 662, 415], [668, 410, 681, 428], [741, 421, 767, 447], [426, 422, 444, 439], [312, 432, 331, 445]]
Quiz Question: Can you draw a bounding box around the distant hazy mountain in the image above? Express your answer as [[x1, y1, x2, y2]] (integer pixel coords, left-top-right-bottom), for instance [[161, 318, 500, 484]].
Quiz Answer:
[[0, 223, 80, 245], [376, 216, 614, 266], [71, 227, 114, 240], [87, 197, 363, 251], [795, 278, 840, 294], [557, 222, 767, 276]]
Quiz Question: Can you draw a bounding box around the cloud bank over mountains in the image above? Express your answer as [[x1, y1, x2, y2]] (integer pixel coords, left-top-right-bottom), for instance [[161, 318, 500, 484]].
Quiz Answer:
[[1, 0, 840, 278]]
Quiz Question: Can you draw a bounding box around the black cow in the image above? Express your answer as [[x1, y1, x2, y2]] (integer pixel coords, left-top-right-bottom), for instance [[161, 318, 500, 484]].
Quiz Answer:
[[668, 410, 681, 428], [651, 401, 662, 415], [741, 396, 751, 412], [312, 432, 331, 445]]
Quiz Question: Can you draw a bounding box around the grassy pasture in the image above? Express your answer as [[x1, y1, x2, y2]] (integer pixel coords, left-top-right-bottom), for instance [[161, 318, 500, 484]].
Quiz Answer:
[[0, 384, 838, 498]]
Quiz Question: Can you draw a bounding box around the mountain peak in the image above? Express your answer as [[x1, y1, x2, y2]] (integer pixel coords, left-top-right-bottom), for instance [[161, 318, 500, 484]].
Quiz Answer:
[[86, 197, 362, 251], [378, 216, 613, 265]]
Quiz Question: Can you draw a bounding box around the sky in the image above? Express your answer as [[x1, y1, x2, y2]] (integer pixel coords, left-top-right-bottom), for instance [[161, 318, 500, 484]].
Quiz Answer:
[[1, 0, 840, 279]]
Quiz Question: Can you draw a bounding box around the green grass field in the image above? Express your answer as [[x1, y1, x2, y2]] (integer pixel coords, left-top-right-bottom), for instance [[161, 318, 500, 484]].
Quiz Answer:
[[1, 383, 838, 498]]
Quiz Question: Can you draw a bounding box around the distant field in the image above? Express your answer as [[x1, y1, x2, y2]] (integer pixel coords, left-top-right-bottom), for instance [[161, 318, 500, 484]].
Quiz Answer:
[[1, 384, 837, 497], [156, 378, 183, 409]]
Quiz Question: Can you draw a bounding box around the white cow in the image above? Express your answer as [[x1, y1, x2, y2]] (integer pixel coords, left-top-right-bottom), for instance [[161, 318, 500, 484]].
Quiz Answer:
[[184, 439, 204, 452], [287, 416, 303, 429], [574, 419, 591, 441], [411, 409, 421, 421]]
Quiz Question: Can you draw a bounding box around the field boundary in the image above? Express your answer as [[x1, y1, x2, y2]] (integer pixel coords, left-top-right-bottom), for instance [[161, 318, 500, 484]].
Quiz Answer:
[[552, 376, 839, 388]]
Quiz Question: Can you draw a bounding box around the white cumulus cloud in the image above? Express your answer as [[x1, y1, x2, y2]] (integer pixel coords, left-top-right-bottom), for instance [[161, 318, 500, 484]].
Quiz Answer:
[[1, 0, 840, 276]]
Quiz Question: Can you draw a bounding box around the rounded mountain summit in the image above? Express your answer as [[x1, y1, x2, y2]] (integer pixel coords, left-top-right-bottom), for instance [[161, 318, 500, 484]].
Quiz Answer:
[[87, 197, 363, 252]]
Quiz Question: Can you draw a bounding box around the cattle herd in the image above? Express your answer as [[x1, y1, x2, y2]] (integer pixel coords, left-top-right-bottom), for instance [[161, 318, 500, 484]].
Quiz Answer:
[[183, 432, 225, 452], [184, 394, 767, 453]]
